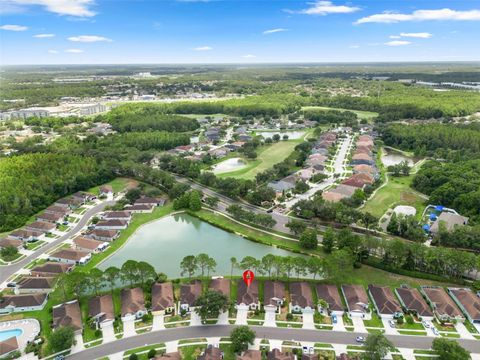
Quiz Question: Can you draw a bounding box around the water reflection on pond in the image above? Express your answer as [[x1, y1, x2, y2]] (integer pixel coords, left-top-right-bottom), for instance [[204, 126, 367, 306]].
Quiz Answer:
[[212, 157, 248, 174]]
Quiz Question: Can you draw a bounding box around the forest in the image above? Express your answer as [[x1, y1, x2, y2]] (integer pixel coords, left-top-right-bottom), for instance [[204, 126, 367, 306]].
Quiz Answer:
[[0, 153, 113, 231]]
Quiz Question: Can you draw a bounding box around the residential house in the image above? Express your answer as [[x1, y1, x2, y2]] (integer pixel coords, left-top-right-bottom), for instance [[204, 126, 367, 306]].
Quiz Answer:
[[342, 173, 374, 189], [9, 229, 43, 242], [237, 279, 260, 310], [448, 288, 480, 324], [295, 168, 317, 182], [341, 285, 370, 318], [237, 350, 262, 360], [0, 237, 23, 250], [0, 293, 48, 314], [95, 219, 129, 230], [322, 191, 346, 203], [55, 197, 83, 209], [315, 284, 344, 315], [267, 176, 296, 194], [37, 212, 64, 223], [52, 300, 83, 334], [209, 278, 231, 298], [179, 280, 203, 313], [125, 204, 155, 213], [152, 282, 175, 315], [30, 262, 73, 277], [267, 349, 294, 360], [155, 352, 181, 360], [49, 249, 91, 265], [89, 294, 115, 328], [351, 153, 374, 165], [99, 185, 114, 197], [302, 355, 319, 360], [264, 280, 285, 312], [102, 211, 132, 222], [16, 277, 55, 294], [238, 134, 252, 142], [25, 221, 56, 233], [0, 337, 19, 358], [289, 282, 314, 313], [368, 285, 402, 319], [87, 229, 120, 242], [121, 288, 147, 320], [198, 345, 223, 360], [421, 286, 464, 322], [209, 148, 229, 158], [72, 191, 95, 203], [353, 165, 376, 176], [354, 146, 371, 155], [395, 287, 433, 320], [430, 212, 469, 234], [73, 236, 108, 253]]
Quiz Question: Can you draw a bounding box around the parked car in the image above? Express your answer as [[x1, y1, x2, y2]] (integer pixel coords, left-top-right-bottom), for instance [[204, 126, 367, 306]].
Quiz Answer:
[[422, 321, 430, 328], [332, 314, 337, 324], [6, 282, 16, 288], [432, 328, 439, 336], [389, 320, 396, 328], [355, 336, 365, 343]]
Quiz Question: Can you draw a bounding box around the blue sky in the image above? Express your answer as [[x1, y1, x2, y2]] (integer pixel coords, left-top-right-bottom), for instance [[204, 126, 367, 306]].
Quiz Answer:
[[1, 0, 480, 65]]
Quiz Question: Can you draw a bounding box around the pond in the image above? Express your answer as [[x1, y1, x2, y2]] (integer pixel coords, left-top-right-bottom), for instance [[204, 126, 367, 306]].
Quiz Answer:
[[98, 213, 298, 278], [212, 157, 248, 174], [381, 148, 414, 167], [255, 130, 305, 140]]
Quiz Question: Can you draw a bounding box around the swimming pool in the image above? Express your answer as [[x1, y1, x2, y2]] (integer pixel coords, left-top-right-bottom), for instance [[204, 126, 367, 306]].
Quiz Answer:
[[0, 328, 23, 341]]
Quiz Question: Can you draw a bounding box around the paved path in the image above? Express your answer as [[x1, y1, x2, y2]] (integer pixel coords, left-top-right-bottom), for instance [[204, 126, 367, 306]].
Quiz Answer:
[[0, 200, 116, 286], [66, 324, 480, 360]]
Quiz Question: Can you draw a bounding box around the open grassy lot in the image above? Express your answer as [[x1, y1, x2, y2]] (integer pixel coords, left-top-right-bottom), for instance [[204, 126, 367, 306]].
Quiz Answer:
[[217, 139, 302, 180], [302, 106, 378, 122], [87, 177, 134, 195], [361, 174, 426, 219]]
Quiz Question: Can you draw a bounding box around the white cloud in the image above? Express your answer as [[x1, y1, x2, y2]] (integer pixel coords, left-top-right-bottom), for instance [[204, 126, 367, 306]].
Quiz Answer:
[[400, 32, 432, 38], [65, 48, 83, 53], [263, 28, 288, 34], [356, 8, 480, 24], [0, 24, 28, 31], [68, 35, 111, 42], [193, 46, 212, 51], [48, 49, 58, 53], [389, 35, 401, 39], [349, 45, 360, 49], [7, 0, 96, 17], [34, 33, 55, 38], [384, 40, 411, 46], [287, 1, 360, 15], [242, 54, 256, 58]]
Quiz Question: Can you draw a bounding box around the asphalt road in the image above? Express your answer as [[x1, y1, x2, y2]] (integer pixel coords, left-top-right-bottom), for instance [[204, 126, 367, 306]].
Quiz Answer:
[[67, 325, 480, 360], [0, 200, 115, 285]]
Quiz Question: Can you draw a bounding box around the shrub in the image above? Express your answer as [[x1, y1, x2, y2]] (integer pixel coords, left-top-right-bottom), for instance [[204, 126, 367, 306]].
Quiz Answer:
[[129, 354, 138, 360], [147, 349, 157, 358]]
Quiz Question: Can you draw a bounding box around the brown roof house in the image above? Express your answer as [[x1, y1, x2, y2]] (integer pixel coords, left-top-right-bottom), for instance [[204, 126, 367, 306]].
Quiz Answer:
[[289, 282, 315, 313], [37, 212, 64, 223], [87, 229, 120, 242], [89, 294, 115, 328], [99, 185, 114, 197], [368, 285, 402, 319], [16, 277, 55, 294], [102, 211, 132, 222], [264, 280, 285, 313], [9, 229, 43, 242], [267, 349, 295, 360], [316, 284, 344, 315], [30, 262, 72, 277], [95, 219, 128, 230], [421, 286, 464, 322], [351, 153, 374, 166], [430, 212, 469, 234], [121, 287, 147, 320], [49, 248, 91, 265], [73, 236, 108, 253], [52, 300, 83, 334], [209, 278, 231, 298], [125, 204, 155, 213], [155, 352, 181, 360], [0, 237, 23, 250], [179, 280, 203, 313], [0, 293, 48, 314], [0, 337, 19, 358], [237, 279, 260, 310], [237, 350, 262, 360], [44, 205, 70, 216], [341, 285, 370, 319], [152, 282, 175, 315], [25, 221, 56, 233], [395, 287, 433, 320], [448, 288, 480, 324], [198, 345, 223, 360]]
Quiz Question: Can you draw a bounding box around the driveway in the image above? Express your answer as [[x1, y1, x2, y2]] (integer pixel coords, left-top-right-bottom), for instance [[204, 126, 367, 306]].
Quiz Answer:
[[332, 315, 345, 332], [382, 318, 398, 335], [302, 312, 315, 330], [122, 318, 136, 337], [217, 311, 229, 325], [263, 306, 276, 327], [71, 334, 84, 353], [152, 314, 165, 331], [101, 323, 116, 343], [190, 312, 202, 326], [455, 322, 475, 339], [235, 305, 249, 325], [351, 317, 367, 333]]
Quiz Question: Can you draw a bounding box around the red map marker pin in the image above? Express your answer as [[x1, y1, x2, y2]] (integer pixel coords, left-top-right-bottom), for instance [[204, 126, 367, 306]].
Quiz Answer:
[[242, 269, 255, 287]]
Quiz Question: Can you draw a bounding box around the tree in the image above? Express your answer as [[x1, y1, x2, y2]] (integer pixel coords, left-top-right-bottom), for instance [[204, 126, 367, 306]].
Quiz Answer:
[[121, 260, 141, 287], [230, 326, 256, 353], [432, 338, 471, 360], [104, 266, 120, 293], [261, 254, 276, 278], [196, 253, 215, 277], [363, 333, 394, 360], [294, 180, 310, 194], [180, 255, 198, 277], [362, 212, 378, 231], [322, 227, 336, 253], [194, 290, 230, 322], [205, 196, 219, 208], [129, 354, 138, 360], [88, 268, 104, 295], [387, 212, 399, 235], [323, 249, 354, 282], [230, 257, 237, 278], [49, 326, 75, 352], [188, 191, 202, 211], [240, 256, 261, 272], [307, 257, 323, 279], [272, 134, 281, 142], [137, 261, 157, 287], [299, 229, 318, 250], [286, 219, 307, 236], [0, 245, 18, 260], [147, 349, 157, 359]]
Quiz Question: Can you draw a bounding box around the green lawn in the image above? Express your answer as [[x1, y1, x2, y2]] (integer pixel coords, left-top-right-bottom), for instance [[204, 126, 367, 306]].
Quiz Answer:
[[25, 240, 46, 251], [361, 174, 426, 219], [363, 313, 384, 328], [217, 139, 303, 180], [87, 178, 132, 195]]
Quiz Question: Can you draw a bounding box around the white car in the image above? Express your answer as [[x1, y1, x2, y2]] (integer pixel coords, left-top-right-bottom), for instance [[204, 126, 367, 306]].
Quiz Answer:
[[356, 336, 365, 343], [422, 321, 430, 328], [389, 320, 396, 328], [432, 328, 439, 335]]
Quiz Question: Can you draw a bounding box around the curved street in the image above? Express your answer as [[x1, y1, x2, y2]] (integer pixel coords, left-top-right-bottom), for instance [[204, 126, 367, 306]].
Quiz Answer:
[[67, 324, 480, 360]]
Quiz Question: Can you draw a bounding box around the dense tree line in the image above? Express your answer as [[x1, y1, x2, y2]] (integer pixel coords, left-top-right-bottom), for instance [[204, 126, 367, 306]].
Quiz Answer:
[[101, 131, 190, 151], [434, 224, 480, 252], [303, 108, 358, 126], [0, 153, 113, 231], [226, 204, 276, 228]]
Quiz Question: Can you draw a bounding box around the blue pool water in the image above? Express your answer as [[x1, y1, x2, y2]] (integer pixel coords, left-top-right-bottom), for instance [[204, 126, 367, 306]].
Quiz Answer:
[[0, 328, 23, 341]]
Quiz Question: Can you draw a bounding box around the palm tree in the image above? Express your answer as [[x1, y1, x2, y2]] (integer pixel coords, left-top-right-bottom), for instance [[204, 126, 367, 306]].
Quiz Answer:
[[230, 257, 237, 278]]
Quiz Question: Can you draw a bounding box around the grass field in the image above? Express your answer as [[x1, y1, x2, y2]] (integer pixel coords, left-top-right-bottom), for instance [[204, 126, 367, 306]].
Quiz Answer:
[[302, 106, 378, 122], [361, 174, 426, 219], [216, 139, 302, 180], [87, 177, 133, 195]]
